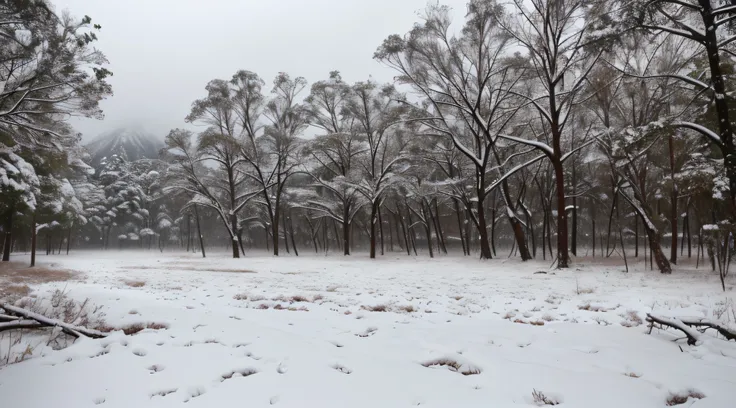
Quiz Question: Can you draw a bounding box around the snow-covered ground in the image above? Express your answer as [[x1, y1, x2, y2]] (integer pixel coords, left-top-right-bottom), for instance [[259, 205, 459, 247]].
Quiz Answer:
[[2, 251, 736, 407]]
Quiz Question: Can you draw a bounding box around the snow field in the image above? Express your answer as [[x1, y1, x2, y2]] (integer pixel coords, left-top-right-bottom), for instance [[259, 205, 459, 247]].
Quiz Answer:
[[1, 251, 735, 407]]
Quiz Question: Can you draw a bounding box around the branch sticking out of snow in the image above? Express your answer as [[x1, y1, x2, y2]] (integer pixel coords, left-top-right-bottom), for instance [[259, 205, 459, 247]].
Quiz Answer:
[[645, 314, 701, 346], [0, 303, 108, 339]]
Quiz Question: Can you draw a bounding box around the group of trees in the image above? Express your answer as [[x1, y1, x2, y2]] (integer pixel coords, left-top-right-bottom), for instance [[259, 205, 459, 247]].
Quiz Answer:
[[3, 0, 736, 286]]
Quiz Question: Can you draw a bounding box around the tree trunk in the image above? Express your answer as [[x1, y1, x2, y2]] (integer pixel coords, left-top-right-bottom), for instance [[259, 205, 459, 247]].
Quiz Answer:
[[230, 213, 240, 258], [288, 211, 298, 257], [490, 201, 497, 257], [343, 219, 350, 256], [66, 223, 73, 255], [476, 198, 493, 259], [370, 201, 379, 258], [645, 226, 672, 274], [571, 160, 577, 256], [272, 207, 280, 256], [194, 206, 206, 258], [30, 214, 36, 267], [553, 160, 569, 267], [669, 134, 678, 265], [702, 4, 736, 216], [405, 203, 418, 256], [454, 200, 467, 255], [421, 201, 434, 258], [379, 207, 385, 255], [396, 209, 410, 255], [282, 211, 291, 254], [432, 200, 448, 254], [186, 213, 191, 252], [634, 214, 639, 257]]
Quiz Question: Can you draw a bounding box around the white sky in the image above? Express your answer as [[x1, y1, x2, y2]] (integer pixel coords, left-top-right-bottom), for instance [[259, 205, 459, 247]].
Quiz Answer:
[[52, 0, 468, 141]]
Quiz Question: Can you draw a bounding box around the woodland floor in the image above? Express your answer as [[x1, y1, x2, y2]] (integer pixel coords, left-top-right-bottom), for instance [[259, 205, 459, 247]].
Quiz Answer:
[[1, 250, 735, 407]]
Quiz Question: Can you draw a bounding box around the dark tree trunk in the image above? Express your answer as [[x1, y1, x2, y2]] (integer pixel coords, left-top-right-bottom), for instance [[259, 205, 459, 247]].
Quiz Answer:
[[288, 211, 298, 256], [490, 200, 497, 257], [702, 3, 736, 216], [433, 200, 447, 254], [634, 214, 639, 257], [230, 214, 240, 259], [379, 207, 385, 255], [30, 214, 36, 267], [571, 160, 577, 256], [272, 206, 280, 256], [405, 203, 418, 256], [369, 201, 379, 258], [282, 211, 291, 254], [465, 208, 472, 256], [194, 206, 205, 258], [186, 213, 191, 252], [476, 198, 493, 259], [396, 209, 410, 256], [553, 160, 569, 267], [686, 211, 692, 258], [669, 134, 678, 265], [420, 201, 434, 258], [343, 220, 350, 256], [454, 200, 467, 255], [646, 227, 672, 274], [66, 222, 73, 255]]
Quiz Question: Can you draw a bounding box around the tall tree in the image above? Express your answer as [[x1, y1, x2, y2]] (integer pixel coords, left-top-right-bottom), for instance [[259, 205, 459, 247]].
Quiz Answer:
[[375, 0, 536, 260]]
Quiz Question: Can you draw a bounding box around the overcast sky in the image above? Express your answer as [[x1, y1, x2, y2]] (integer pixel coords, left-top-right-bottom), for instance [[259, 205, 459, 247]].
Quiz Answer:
[[52, 0, 468, 141]]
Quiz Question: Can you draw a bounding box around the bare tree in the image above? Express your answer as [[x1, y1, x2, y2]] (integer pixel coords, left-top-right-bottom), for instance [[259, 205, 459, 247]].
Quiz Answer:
[[375, 0, 536, 260]]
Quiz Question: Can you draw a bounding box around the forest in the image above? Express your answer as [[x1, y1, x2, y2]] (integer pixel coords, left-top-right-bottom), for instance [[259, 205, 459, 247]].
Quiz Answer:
[[2, 0, 736, 286]]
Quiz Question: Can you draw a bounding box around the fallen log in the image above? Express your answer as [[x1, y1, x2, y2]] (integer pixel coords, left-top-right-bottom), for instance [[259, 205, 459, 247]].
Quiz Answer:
[[0, 319, 43, 333], [679, 317, 736, 342], [645, 314, 701, 345], [0, 303, 107, 339]]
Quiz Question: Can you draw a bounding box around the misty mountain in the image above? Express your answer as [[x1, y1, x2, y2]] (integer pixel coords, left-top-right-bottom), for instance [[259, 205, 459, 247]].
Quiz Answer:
[[85, 128, 163, 166]]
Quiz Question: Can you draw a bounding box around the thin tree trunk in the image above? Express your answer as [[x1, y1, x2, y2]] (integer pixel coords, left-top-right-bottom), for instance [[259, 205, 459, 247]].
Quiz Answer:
[[283, 212, 291, 254], [476, 198, 493, 259], [405, 203, 418, 256], [421, 200, 434, 258], [454, 200, 467, 255], [634, 215, 639, 257], [379, 207, 385, 256], [669, 134, 678, 265], [288, 210, 298, 257], [272, 207, 280, 256], [433, 200, 448, 254], [571, 160, 577, 256], [30, 214, 36, 267], [369, 201, 379, 258], [186, 213, 191, 252], [66, 222, 73, 255], [490, 201, 497, 257], [194, 206, 206, 258], [591, 201, 596, 258], [553, 160, 569, 267]]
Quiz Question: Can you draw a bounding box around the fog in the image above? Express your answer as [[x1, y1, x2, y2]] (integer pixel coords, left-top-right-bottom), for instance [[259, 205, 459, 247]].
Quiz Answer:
[[52, 0, 468, 141]]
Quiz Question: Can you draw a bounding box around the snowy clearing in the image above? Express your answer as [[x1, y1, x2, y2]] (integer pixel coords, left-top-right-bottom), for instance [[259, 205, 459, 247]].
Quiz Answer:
[[1, 252, 736, 407]]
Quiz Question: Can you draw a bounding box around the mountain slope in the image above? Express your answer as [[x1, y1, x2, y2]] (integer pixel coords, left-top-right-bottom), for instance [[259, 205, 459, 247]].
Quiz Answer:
[[85, 128, 163, 166]]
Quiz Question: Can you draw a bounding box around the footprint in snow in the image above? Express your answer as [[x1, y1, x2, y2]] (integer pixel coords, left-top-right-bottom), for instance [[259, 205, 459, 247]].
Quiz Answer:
[[150, 388, 177, 398], [93, 397, 105, 405], [277, 362, 288, 374], [132, 348, 147, 357], [183, 386, 206, 402], [331, 364, 352, 374], [148, 364, 165, 373]]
